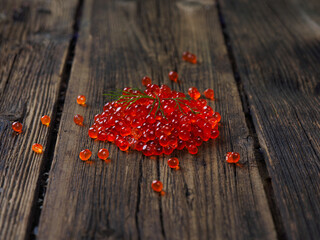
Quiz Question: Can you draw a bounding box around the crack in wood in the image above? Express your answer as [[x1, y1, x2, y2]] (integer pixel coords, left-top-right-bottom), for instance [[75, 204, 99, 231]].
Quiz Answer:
[[157, 159, 166, 240], [135, 158, 143, 240]]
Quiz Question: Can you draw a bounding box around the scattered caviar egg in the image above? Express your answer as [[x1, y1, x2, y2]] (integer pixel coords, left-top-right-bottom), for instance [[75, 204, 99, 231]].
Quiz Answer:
[[74, 114, 84, 126], [226, 152, 240, 163], [98, 148, 109, 160], [188, 87, 201, 100], [40, 115, 51, 126], [88, 127, 98, 139], [204, 89, 214, 100], [12, 121, 22, 133], [182, 52, 189, 61], [168, 71, 178, 82], [151, 180, 163, 193], [142, 76, 152, 86], [182, 51, 197, 64], [32, 143, 43, 154], [168, 157, 179, 169], [79, 149, 92, 161], [77, 95, 86, 105]]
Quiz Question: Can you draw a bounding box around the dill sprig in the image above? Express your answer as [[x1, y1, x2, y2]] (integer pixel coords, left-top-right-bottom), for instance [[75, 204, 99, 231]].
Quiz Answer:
[[103, 89, 200, 118]]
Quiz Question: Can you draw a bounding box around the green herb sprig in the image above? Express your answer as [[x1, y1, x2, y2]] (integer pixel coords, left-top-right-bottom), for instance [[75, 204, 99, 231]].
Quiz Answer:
[[104, 89, 200, 118]]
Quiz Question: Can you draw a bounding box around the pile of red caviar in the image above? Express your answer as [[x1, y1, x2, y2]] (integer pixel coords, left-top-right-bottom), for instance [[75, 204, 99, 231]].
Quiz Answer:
[[88, 84, 220, 156]]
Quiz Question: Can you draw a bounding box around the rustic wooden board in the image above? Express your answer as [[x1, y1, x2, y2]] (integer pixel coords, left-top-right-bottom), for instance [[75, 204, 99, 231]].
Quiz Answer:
[[0, 0, 77, 43], [219, 0, 320, 239], [0, 0, 78, 239], [38, 0, 277, 239]]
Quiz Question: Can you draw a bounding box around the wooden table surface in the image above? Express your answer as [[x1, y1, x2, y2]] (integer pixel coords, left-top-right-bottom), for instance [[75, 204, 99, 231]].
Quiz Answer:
[[0, 0, 319, 239]]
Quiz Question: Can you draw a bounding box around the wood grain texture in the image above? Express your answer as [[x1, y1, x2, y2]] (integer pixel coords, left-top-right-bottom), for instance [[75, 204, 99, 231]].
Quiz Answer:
[[38, 0, 277, 239], [0, 0, 78, 239], [219, 0, 320, 239], [0, 0, 77, 43]]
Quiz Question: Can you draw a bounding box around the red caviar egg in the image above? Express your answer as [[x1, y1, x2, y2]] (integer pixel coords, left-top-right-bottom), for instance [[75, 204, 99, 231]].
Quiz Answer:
[[187, 145, 198, 154], [32, 143, 43, 154], [211, 129, 219, 139], [151, 180, 163, 193], [188, 87, 201, 100], [98, 148, 109, 160], [168, 157, 179, 169], [40, 115, 51, 126], [203, 89, 214, 100], [88, 127, 98, 139], [77, 95, 86, 105], [226, 152, 240, 163], [98, 131, 108, 141], [74, 114, 84, 126], [79, 149, 92, 161], [142, 76, 152, 86], [213, 112, 221, 122], [168, 71, 178, 82], [12, 121, 23, 133], [182, 51, 197, 64]]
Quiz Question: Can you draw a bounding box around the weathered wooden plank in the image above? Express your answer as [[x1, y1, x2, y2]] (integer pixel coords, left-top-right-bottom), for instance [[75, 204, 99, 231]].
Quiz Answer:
[[0, 0, 78, 239], [38, 0, 277, 239], [219, 0, 320, 239], [0, 0, 77, 43]]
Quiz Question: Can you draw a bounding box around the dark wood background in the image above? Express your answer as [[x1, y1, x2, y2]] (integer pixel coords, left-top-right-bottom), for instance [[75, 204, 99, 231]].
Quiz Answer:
[[0, 0, 319, 239]]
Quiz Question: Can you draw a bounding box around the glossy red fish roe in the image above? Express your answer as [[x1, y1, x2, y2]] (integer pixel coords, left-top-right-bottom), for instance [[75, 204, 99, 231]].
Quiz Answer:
[[142, 144, 153, 156], [155, 145, 163, 155], [120, 126, 131, 136], [40, 115, 51, 126], [177, 139, 186, 150], [151, 180, 163, 193], [32, 143, 43, 154], [106, 131, 116, 142], [12, 121, 23, 133], [159, 135, 169, 147], [74, 114, 84, 126], [89, 84, 221, 156], [188, 87, 201, 100], [226, 152, 240, 163], [79, 149, 92, 161], [194, 136, 203, 146], [187, 145, 198, 154], [179, 130, 191, 141], [182, 51, 197, 64], [142, 76, 152, 86], [213, 112, 221, 122], [168, 157, 179, 169], [88, 127, 98, 139], [98, 148, 109, 160], [135, 141, 144, 151], [116, 136, 129, 151], [207, 117, 218, 129], [77, 95, 86, 105], [203, 89, 214, 100], [168, 71, 178, 82], [163, 145, 174, 155], [98, 131, 108, 141], [211, 128, 219, 139]]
